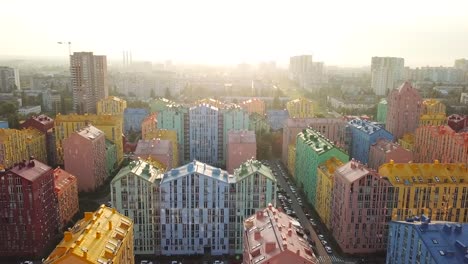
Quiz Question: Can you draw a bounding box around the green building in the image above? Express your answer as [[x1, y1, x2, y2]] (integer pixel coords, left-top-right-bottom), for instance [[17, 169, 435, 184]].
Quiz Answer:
[[222, 105, 250, 165], [149, 97, 175, 113], [105, 139, 117, 176], [294, 128, 348, 206], [157, 104, 188, 163], [377, 98, 388, 124]]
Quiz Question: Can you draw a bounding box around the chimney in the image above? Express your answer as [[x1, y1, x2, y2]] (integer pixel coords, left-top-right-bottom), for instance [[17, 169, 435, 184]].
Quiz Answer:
[[289, 221, 292, 228], [256, 211, 264, 220], [244, 219, 254, 230], [274, 216, 278, 222], [108, 221, 113, 230], [64, 231, 72, 242], [288, 228, 292, 237], [84, 212, 93, 221], [278, 223, 282, 231], [268, 203, 273, 210], [254, 230, 262, 240], [296, 249, 300, 255], [96, 231, 101, 239], [265, 242, 276, 253], [283, 241, 288, 250]]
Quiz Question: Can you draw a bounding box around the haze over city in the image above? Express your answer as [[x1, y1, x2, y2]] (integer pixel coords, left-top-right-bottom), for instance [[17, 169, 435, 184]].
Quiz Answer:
[[1, 0, 468, 66]]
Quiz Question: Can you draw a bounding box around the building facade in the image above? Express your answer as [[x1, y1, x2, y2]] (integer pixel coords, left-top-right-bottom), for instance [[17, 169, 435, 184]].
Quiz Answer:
[[266, 110, 289, 131], [124, 108, 149, 134], [53, 167, 79, 228], [286, 98, 314, 118], [226, 130, 256, 174], [332, 161, 393, 254], [0, 159, 59, 258], [239, 98, 265, 115], [44, 205, 134, 264], [377, 98, 388, 124], [0, 128, 46, 168], [144, 129, 178, 167], [156, 105, 186, 163], [105, 139, 117, 175], [294, 128, 349, 205], [371, 57, 404, 96], [379, 160, 468, 222], [348, 119, 394, 164], [447, 114, 467, 132], [413, 125, 468, 164], [0, 66, 20, 92], [387, 221, 468, 264], [18, 105, 42, 116], [19, 114, 55, 165], [97, 96, 127, 115], [141, 113, 158, 140], [70, 52, 108, 114], [368, 138, 413, 170], [316, 157, 343, 229], [134, 139, 173, 170], [398, 133, 415, 151], [386, 82, 422, 140], [419, 99, 446, 126], [63, 125, 107, 192]]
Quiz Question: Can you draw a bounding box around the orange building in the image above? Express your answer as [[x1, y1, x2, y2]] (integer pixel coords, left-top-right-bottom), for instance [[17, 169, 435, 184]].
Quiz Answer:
[[240, 98, 266, 115], [53, 168, 79, 228], [141, 113, 158, 140]]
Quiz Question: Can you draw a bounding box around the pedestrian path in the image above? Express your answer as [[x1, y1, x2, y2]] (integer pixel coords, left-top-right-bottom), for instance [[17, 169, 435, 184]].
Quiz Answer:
[[317, 255, 346, 263]]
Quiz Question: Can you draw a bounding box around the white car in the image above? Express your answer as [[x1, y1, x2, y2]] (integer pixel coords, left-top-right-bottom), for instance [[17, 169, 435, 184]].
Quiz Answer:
[[318, 234, 325, 240], [325, 246, 332, 254]]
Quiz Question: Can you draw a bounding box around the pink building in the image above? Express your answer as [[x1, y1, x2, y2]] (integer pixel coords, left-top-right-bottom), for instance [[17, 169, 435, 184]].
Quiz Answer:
[[63, 125, 107, 192], [386, 82, 422, 140], [332, 160, 392, 254], [414, 125, 468, 164], [368, 138, 413, 170], [447, 114, 467, 132], [134, 138, 173, 170], [239, 98, 266, 115], [243, 205, 317, 264], [141, 113, 158, 140], [226, 130, 256, 173], [282, 118, 349, 166]]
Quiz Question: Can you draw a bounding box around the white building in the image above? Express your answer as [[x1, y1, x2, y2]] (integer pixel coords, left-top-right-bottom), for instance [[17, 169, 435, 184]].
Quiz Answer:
[[461, 93, 468, 104], [189, 104, 221, 167], [0, 66, 20, 92], [289, 55, 327, 92], [18, 105, 41, 115], [42, 89, 62, 113], [371, 57, 404, 96]]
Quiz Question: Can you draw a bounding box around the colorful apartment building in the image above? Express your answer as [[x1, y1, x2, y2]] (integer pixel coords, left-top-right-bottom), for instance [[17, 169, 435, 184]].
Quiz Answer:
[[385, 82, 422, 140], [156, 104, 186, 163], [379, 160, 468, 222], [282, 118, 349, 170], [144, 129, 178, 167], [368, 138, 413, 170], [387, 220, 468, 264], [248, 112, 270, 134], [226, 130, 256, 173], [287, 144, 296, 176], [54, 113, 124, 165], [332, 161, 393, 254], [0, 128, 46, 168], [414, 125, 468, 164], [398, 133, 415, 151], [316, 157, 343, 229], [97, 96, 127, 115], [111, 159, 163, 255], [419, 99, 447, 126], [447, 114, 468, 132], [63, 125, 107, 192], [19, 114, 55, 165], [53, 167, 79, 228], [196, 98, 227, 109], [348, 119, 394, 164], [105, 139, 117, 175], [222, 105, 250, 164], [239, 98, 266, 115], [44, 205, 134, 264], [286, 98, 315, 118], [123, 108, 149, 134], [294, 128, 349, 205], [0, 159, 59, 258], [149, 97, 175, 113], [141, 113, 158, 140], [376, 98, 388, 124], [266, 110, 289, 131], [134, 139, 173, 170], [243, 206, 317, 264]]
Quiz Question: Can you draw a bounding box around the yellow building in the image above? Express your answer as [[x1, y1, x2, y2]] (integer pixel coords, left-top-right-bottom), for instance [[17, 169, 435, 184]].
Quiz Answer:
[[379, 160, 468, 223], [44, 205, 134, 264], [286, 98, 314, 118], [144, 129, 179, 166], [316, 157, 343, 228], [419, 99, 447, 126], [0, 128, 47, 168], [398, 133, 415, 151], [287, 144, 296, 177], [23, 127, 47, 164], [55, 114, 124, 165], [97, 96, 127, 115]]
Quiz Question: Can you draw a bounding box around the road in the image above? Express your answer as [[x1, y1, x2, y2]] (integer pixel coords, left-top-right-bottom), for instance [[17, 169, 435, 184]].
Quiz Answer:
[[266, 160, 350, 264]]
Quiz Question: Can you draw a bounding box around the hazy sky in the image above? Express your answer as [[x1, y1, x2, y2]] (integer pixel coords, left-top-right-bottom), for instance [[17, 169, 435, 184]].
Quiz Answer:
[[1, 0, 468, 67]]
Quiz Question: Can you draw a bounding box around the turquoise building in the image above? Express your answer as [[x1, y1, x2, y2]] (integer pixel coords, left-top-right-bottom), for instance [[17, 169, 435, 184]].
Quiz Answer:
[[294, 128, 349, 205], [157, 104, 187, 163], [149, 97, 175, 113], [377, 98, 388, 124], [222, 105, 250, 165], [105, 139, 117, 176]]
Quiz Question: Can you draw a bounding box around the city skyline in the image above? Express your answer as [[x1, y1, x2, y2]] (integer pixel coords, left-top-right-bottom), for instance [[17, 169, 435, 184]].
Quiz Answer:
[[1, 0, 468, 67]]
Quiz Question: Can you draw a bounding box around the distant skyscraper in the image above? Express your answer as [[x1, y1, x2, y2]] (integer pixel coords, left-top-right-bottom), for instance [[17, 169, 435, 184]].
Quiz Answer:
[[0, 66, 20, 92], [371, 57, 404, 96], [70, 52, 108, 114]]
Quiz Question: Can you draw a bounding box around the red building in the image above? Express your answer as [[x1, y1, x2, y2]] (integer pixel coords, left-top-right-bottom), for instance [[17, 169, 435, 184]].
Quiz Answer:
[[53, 168, 79, 228], [447, 114, 467, 132], [19, 114, 56, 165], [368, 138, 413, 170], [0, 158, 59, 258]]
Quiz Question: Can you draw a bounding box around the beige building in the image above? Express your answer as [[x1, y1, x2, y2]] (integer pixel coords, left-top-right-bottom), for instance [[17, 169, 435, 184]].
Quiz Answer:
[[97, 96, 127, 115]]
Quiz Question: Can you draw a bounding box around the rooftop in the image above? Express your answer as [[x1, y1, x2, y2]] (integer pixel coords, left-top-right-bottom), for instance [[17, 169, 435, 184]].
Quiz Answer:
[[44, 205, 133, 264], [379, 160, 467, 186], [298, 128, 337, 155], [371, 138, 405, 153], [134, 139, 172, 156], [233, 159, 275, 182], [391, 220, 468, 264], [348, 119, 386, 135], [76, 125, 104, 141], [53, 168, 76, 193], [30, 114, 54, 126], [8, 159, 51, 182], [243, 205, 317, 264], [336, 160, 379, 184], [160, 160, 230, 184], [318, 157, 344, 177], [228, 130, 256, 143]]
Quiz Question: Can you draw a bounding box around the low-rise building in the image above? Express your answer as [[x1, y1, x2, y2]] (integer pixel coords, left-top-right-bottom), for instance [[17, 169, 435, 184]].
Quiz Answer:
[[387, 220, 468, 264], [18, 105, 41, 115], [226, 130, 256, 174], [53, 168, 79, 228], [368, 138, 413, 170], [243, 205, 317, 264], [447, 114, 467, 132], [44, 205, 134, 264]]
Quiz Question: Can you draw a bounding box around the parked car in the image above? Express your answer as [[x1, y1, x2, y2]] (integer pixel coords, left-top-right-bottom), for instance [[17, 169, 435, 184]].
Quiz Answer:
[[325, 246, 332, 254], [321, 240, 328, 245], [318, 234, 325, 240]]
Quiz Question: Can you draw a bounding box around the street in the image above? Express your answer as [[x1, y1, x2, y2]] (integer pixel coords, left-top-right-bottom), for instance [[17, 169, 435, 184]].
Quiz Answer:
[[265, 160, 352, 264]]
